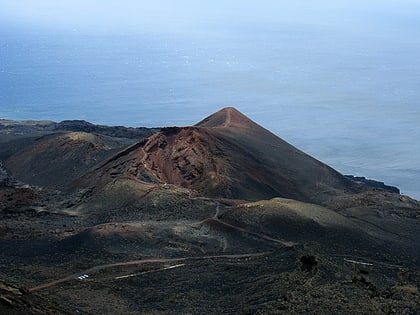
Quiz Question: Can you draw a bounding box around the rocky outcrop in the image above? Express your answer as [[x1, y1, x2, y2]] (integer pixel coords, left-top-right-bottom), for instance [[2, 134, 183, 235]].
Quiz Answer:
[[345, 175, 400, 194], [0, 279, 67, 314]]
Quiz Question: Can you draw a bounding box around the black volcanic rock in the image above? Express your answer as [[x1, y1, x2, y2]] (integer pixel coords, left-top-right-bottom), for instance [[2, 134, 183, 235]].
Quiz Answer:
[[345, 175, 400, 194], [0, 279, 68, 314], [0, 108, 419, 315], [0, 162, 8, 186]]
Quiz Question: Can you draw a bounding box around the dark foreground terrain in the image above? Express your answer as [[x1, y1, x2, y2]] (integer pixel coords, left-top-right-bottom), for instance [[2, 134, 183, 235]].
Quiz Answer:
[[0, 108, 419, 314]]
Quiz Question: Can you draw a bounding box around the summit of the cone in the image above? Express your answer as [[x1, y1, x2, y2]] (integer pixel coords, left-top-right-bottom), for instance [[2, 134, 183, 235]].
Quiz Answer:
[[195, 107, 258, 129]]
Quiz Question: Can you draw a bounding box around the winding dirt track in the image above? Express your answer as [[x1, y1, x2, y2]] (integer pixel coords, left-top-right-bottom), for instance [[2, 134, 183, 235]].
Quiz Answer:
[[212, 217, 297, 247], [29, 203, 297, 293], [209, 203, 297, 247], [28, 252, 270, 292]]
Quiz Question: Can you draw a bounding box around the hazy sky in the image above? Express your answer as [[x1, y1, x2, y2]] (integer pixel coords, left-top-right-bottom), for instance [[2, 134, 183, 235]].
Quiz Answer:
[[2, 0, 420, 35]]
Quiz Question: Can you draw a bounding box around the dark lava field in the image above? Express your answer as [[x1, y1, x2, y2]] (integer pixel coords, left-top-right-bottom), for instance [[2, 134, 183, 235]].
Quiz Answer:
[[0, 108, 419, 314]]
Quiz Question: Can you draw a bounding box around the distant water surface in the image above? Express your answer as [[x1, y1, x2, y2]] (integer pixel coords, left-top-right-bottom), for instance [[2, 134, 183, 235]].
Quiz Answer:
[[0, 1, 419, 199]]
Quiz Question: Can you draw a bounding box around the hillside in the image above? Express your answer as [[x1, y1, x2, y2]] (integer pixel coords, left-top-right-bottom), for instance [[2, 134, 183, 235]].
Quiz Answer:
[[0, 108, 419, 314], [80, 107, 359, 204]]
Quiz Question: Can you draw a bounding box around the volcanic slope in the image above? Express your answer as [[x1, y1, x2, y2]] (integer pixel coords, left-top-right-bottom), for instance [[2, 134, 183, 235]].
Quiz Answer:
[[1, 112, 420, 314], [5, 132, 135, 188], [81, 107, 360, 203]]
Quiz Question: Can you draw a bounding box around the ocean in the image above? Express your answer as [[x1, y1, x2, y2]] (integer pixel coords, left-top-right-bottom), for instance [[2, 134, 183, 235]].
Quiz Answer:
[[0, 1, 419, 199]]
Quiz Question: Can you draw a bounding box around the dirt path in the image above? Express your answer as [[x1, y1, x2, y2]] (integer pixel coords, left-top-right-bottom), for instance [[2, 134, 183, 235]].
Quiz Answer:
[[222, 107, 232, 127], [205, 202, 297, 247], [28, 252, 271, 292], [29, 203, 296, 293], [213, 216, 297, 247]]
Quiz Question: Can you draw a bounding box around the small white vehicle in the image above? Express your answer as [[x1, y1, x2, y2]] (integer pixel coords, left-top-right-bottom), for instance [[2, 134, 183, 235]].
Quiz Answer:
[[77, 274, 89, 280]]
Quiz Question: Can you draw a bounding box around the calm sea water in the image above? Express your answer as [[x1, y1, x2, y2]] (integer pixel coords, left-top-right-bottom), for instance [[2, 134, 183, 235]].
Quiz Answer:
[[0, 1, 419, 199]]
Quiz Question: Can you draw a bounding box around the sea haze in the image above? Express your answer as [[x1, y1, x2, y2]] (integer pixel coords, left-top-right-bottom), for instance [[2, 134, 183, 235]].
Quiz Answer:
[[0, 0, 419, 199]]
